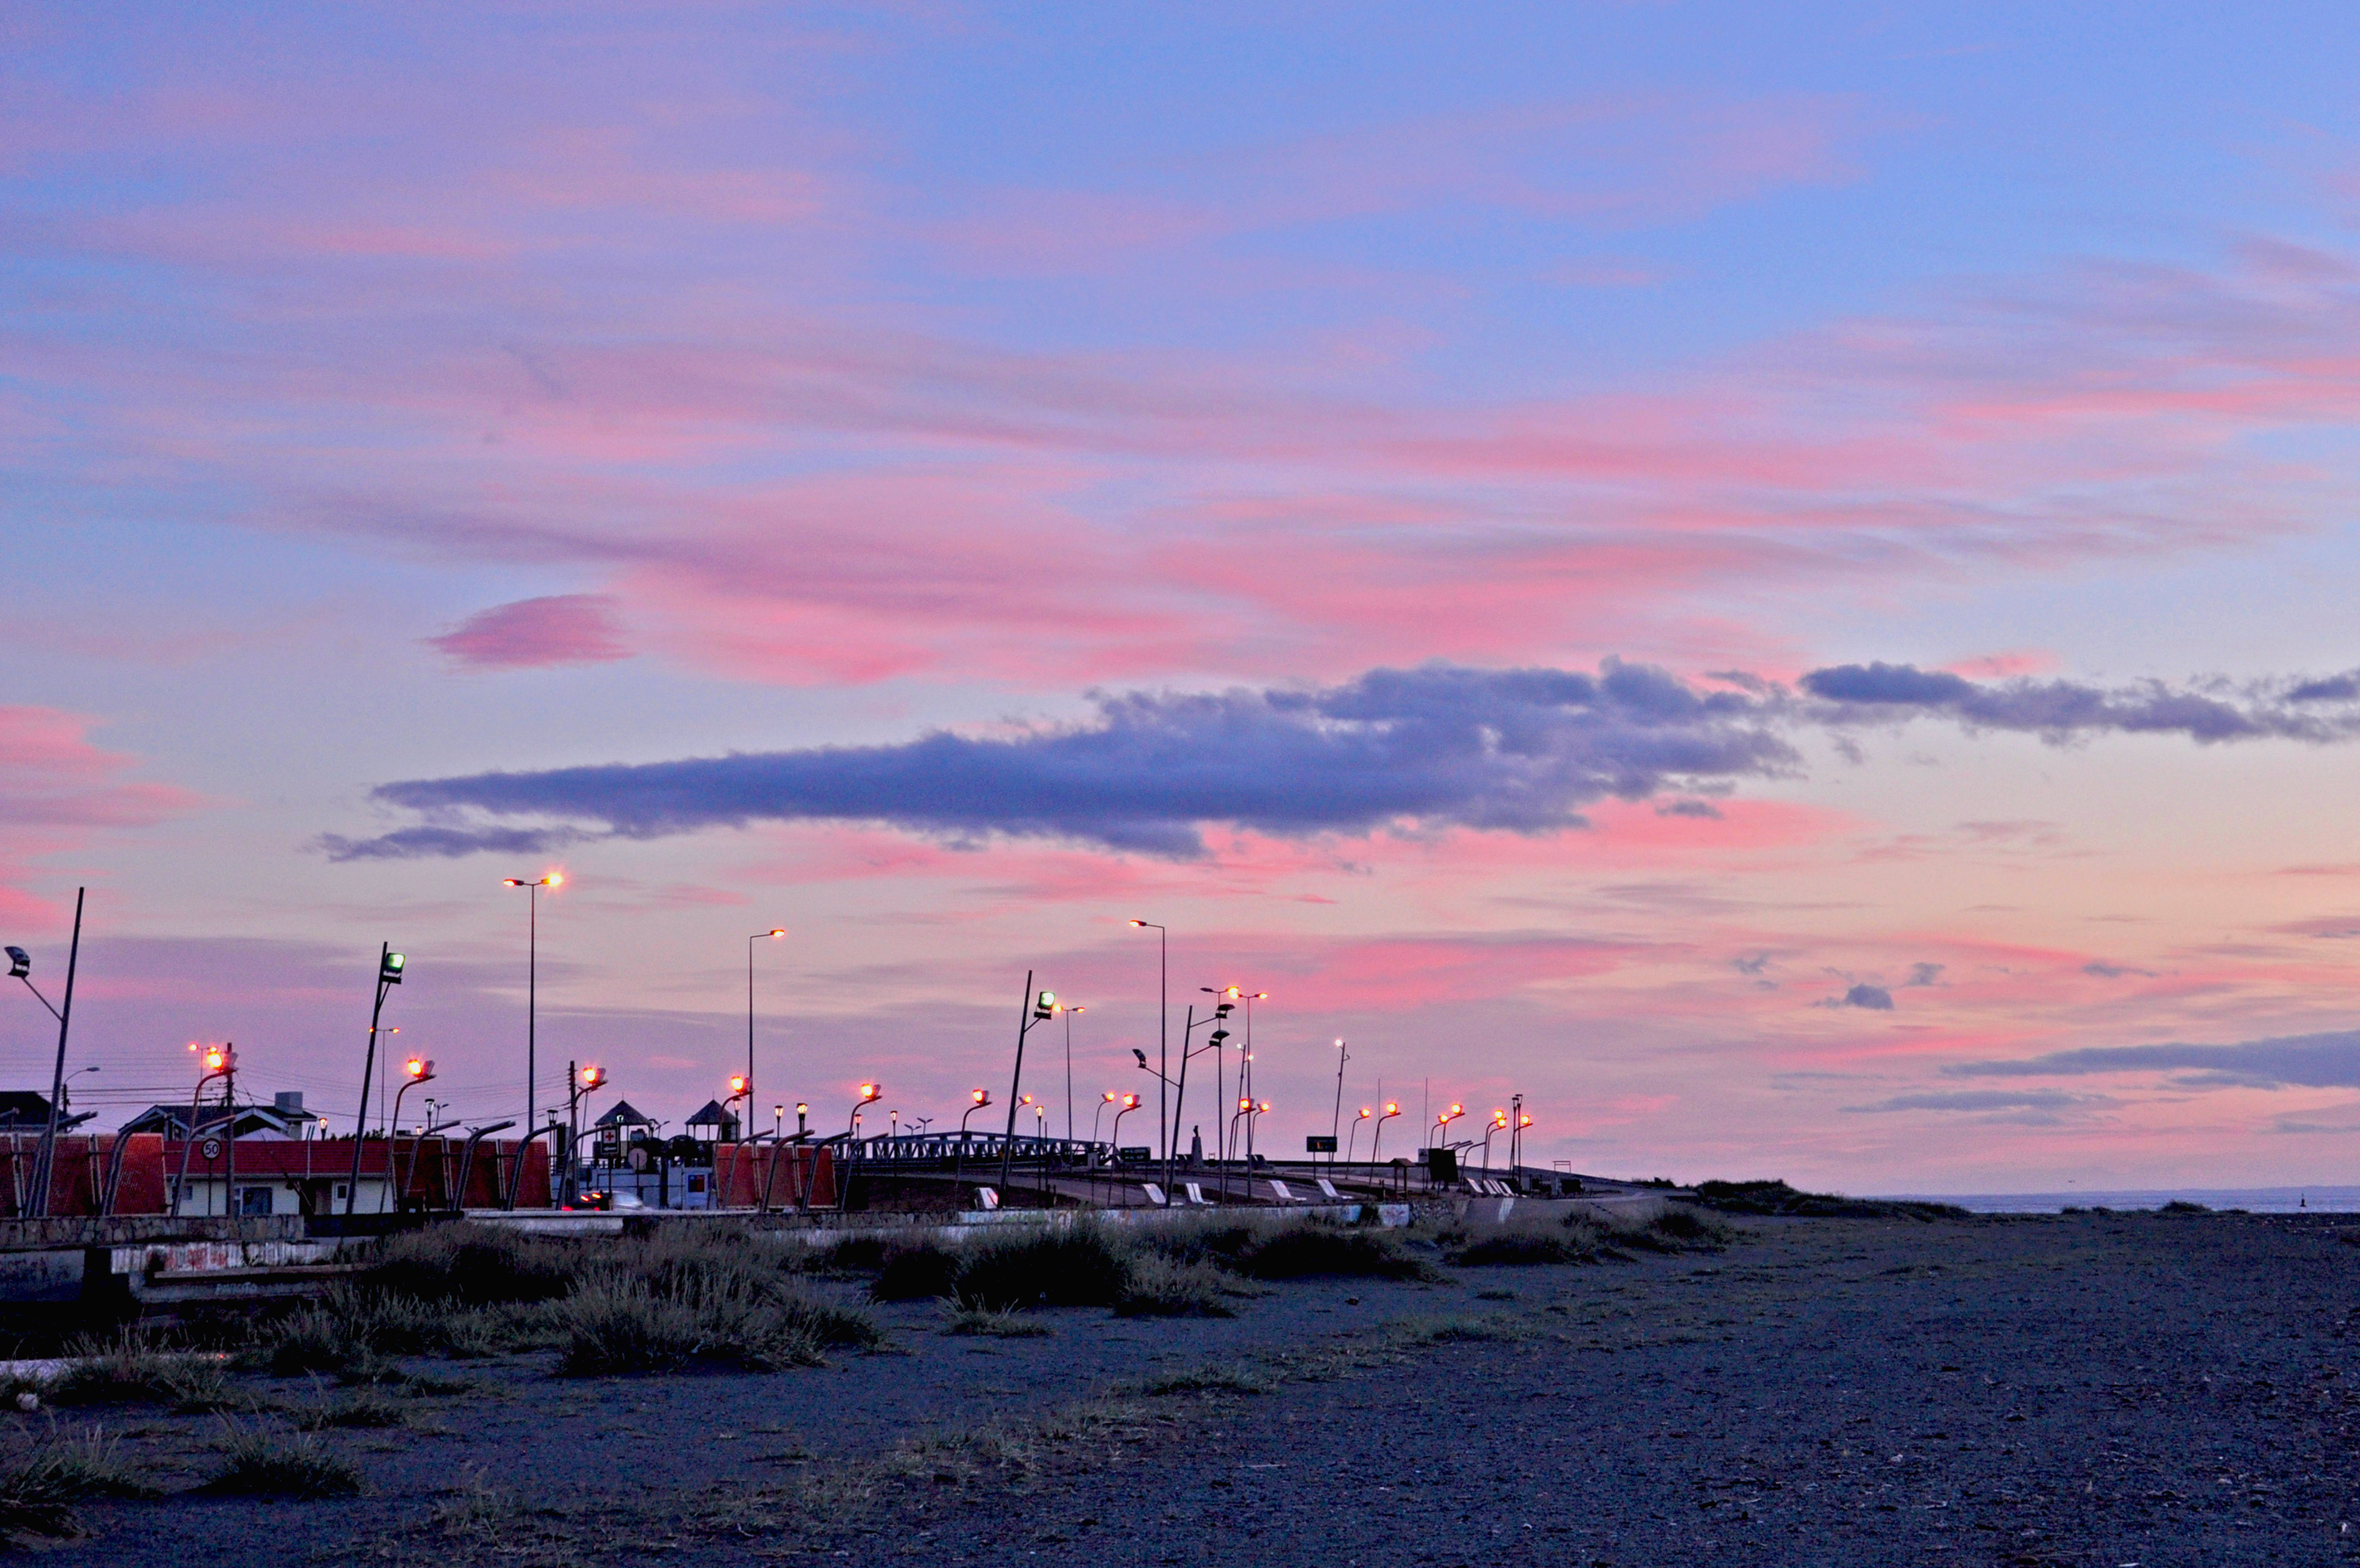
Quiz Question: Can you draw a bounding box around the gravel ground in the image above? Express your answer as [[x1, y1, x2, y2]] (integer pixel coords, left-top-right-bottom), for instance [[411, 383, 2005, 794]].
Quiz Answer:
[[32, 1210, 2360, 1566]]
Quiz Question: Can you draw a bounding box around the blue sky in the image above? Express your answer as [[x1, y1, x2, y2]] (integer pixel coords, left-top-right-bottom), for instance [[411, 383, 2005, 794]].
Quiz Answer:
[[10, 3, 2360, 1188]]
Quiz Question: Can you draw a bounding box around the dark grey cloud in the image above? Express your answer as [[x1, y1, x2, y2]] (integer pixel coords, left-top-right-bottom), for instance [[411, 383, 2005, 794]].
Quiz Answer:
[[325, 660, 1799, 860], [323, 655, 2360, 861], [1799, 661, 2360, 744], [1904, 962, 1944, 987], [1947, 1030, 2360, 1090], [2082, 960, 2157, 979], [1844, 1089, 2102, 1114], [1823, 983, 1894, 1011]]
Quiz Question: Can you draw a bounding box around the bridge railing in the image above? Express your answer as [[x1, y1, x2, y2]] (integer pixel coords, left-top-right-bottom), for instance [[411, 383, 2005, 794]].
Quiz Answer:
[[830, 1130, 1111, 1167]]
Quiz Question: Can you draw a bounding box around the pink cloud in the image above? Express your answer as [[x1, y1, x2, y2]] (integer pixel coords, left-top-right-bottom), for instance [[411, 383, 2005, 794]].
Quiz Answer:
[[427, 595, 631, 671]]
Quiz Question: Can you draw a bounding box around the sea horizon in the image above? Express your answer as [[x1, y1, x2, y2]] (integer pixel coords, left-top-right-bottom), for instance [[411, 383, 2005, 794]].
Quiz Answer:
[[1874, 1185, 2360, 1215]]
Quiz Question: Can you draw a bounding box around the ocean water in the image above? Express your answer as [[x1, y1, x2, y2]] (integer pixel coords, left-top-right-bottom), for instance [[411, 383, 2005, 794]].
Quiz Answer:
[[1878, 1186, 2360, 1215]]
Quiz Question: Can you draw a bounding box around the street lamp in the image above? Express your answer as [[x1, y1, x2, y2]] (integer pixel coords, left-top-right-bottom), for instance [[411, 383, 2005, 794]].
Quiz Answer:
[[391, 1057, 436, 1205], [346, 943, 407, 1219], [1110, 1092, 1141, 1171], [173, 1043, 236, 1217], [1481, 1110, 1509, 1174], [1371, 1100, 1401, 1169], [1091, 1090, 1118, 1144], [961, 1089, 994, 1138], [998, 980, 1057, 1191], [746, 928, 785, 1147], [6, 885, 84, 1219], [1128, 921, 1167, 1162], [502, 873, 560, 1184], [848, 1083, 881, 1141], [1330, 1038, 1350, 1169], [1346, 1106, 1373, 1166], [1062, 1003, 1084, 1141]]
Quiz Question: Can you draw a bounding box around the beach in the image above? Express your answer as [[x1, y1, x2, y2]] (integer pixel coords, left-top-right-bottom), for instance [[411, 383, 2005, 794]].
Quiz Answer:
[[30, 1208, 2360, 1566]]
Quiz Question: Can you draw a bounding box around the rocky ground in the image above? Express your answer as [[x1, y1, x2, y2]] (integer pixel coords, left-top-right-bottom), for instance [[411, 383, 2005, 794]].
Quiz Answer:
[[30, 1209, 2360, 1566]]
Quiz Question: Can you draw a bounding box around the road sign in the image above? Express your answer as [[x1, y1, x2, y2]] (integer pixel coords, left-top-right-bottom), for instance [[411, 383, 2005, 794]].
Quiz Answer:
[[199, 1137, 223, 1161], [1305, 1135, 1338, 1153], [1116, 1146, 1150, 1162]]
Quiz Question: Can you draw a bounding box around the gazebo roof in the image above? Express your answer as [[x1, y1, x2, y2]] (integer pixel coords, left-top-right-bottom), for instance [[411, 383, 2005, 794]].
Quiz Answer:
[[684, 1099, 736, 1128], [592, 1099, 655, 1128]]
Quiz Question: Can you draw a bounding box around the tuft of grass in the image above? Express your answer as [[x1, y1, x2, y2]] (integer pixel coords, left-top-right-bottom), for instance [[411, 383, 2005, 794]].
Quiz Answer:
[[938, 1302, 1052, 1337], [431, 1474, 524, 1538], [1449, 1225, 1602, 1267], [0, 1428, 159, 1538], [870, 1243, 961, 1302], [1130, 1364, 1266, 1396], [954, 1226, 1130, 1310], [2159, 1199, 2211, 1215], [292, 1384, 409, 1430], [356, 1223, 579, 1307], [1392, 1313, 1528, 1346], [198, 1425, 363, 1499], [1112, 1256, 1233, 1319], [47, 1331, 241, 1413], [1233, 1221, 1439, 1282]]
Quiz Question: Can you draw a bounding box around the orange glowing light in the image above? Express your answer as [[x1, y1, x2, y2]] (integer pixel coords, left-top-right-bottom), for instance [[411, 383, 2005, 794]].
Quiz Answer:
[[405, 1058, 427, 1079], [857, 1083, 879, 1100], [729, 1075, 747, 1095], [1357, 1107, 1372, 1119], [972, 1089, 990, 1105], [580, 1065, 603, 1087], [1384, 1102, 1399, 1116]]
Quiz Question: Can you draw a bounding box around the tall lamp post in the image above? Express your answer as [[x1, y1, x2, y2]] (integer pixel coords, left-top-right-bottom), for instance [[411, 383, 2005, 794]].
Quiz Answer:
[[998, 977, 1056, 1192], [4, 888, 83, 1220], [346, 944, 407, 1218], [1346, 1106, 1372, 1166], [1330, 1038, 1350, 1170], [1062, 1003, 1084, 1141], [8, 890, 83, 1217], [1370, 1100, 1401, 1170], [1128, 921, 1167, 1161], [390, 1056, 435, 1205], [502, 874, 560, 1176], [1091, 1090, 1118, 1144], [746, 928, 784, 1147]]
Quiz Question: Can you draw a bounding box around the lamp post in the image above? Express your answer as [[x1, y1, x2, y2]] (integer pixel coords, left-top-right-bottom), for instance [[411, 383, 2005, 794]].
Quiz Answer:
[[173, 1044, 234, 1217], [747, 928, 784, 1147], [1432, 1103, 1463, 1185], [960, 1089, 993, 1139], [1371, 1100, 1401, 1171], [1481, 1111, 1509, 1174], [1330, 1039, 1350, 1170], [998, 977, 1056, 1192], [346, 944, 407, 1219], [6, 888, 83, 1220], [1110, 1094, 1141, 1200], [848, 1083, 880, 1143], [1128, 921, 1167, 1162], [502, 873, 560, 1182], [391, 1057, 435, 1205], [1509, 1095, 1530, 1177], [1091, 1090, 1118, 1144], [569, 1063, 606, 1202], [1062, 1003, 1084, 1141], [1346, 1106, 1372, 1167]]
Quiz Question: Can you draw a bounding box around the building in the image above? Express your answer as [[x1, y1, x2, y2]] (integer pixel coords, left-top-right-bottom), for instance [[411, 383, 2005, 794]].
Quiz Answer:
[[121, 1091, 327, 1143]]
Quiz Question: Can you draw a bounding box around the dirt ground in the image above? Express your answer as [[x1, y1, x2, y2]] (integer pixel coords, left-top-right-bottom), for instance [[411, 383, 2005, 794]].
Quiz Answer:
[[32, 1209, 2360, 1566]]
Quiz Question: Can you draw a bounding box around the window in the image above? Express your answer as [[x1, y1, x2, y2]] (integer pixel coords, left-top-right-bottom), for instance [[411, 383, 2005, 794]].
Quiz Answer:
[[333, 1183, 349, 1201], [239, 1187, 272, 1217]]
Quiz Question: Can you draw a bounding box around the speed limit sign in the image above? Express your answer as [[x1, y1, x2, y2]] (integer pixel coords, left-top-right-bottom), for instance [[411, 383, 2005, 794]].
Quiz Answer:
[[199, 1137, 223, 1161]]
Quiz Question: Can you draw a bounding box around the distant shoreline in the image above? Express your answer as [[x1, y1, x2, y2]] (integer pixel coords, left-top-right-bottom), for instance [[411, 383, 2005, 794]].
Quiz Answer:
[[1873, 1184, 2360, 1214]]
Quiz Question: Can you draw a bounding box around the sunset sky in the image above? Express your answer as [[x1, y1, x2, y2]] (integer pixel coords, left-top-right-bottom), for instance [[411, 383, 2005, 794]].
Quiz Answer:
[[11, 3, 2360, 1192]]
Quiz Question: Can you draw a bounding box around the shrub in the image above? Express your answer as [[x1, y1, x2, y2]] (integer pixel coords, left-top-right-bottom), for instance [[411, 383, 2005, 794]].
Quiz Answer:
[[810, 1235, 892, 1273], [1688, 1180, 1966, 1221], [1648, 1204, 1735, 1245], [954, 1227, 1129, 1310], [1447, 1226, 1599, 1266], [551, 1266, 873, 1376], [1133, 1365, 1265, 1396], [198, 1427, 363, 1499], [292, 1386, 409, 1430], [356, 1224, 578, 1306], [1113, 1256, 1234, 1319], [48, 1332, 238, 1412], [0, 1428, 158, 1538], [938, 1303, 1052, 1337], [871, 1243, 962, 1302], [1234, 1222, 1438, 1282], [2159, 1200, 2211, 1215]]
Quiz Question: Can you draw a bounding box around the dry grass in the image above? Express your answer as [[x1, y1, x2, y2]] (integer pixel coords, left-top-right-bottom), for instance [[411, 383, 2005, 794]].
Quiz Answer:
[[1112, 1255, 1234, 1318], [198, 1423, 363, 1499], [937, 1302, 1052, 1337], [0, 1428, 158, 1540]]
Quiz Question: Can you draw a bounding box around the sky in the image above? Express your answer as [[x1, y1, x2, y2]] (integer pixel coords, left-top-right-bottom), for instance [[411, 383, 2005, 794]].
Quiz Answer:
[[9, 2, 2360, 1193]]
